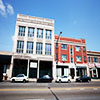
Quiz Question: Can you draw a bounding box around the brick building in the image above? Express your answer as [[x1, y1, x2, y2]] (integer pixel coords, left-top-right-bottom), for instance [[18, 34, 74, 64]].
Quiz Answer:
[[55, 35, 89, 79]]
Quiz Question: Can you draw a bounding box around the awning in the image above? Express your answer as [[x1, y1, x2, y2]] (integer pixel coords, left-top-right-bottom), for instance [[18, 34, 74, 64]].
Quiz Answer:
[[95, 63, 100, 68], [88, 63, 95, 68]]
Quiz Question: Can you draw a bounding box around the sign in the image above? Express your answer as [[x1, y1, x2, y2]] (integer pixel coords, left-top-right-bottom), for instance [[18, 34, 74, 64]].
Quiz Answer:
[[30, 62, 37, 68]]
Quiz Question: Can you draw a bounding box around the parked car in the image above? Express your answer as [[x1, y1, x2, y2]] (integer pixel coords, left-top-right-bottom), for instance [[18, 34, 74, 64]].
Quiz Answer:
[[37, 75, 53, 82], [76, 76, 91, 82], [10, 74, 29, 83], [56, 75, 71, 83]]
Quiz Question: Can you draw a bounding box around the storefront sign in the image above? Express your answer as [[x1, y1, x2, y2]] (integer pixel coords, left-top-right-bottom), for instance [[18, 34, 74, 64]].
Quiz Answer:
[[30, 62, 37, 68], [96, 63, 100, 68]]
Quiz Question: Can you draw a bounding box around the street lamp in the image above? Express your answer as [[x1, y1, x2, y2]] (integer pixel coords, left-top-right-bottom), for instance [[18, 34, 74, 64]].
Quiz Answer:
[[56, 32, 62, 64]]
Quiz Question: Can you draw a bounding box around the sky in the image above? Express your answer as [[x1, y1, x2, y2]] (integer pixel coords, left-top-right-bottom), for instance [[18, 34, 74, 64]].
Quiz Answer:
[[0, 0, 100, 52]]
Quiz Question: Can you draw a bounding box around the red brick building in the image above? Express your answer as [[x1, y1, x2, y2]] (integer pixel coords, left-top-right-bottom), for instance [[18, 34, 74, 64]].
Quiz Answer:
[[55, 35, 89, 79]]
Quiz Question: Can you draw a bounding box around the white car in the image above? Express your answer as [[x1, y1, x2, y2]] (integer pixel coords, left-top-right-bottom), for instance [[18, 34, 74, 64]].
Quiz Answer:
[[10, 74, 29, 83], [56, 75, 71, 83]]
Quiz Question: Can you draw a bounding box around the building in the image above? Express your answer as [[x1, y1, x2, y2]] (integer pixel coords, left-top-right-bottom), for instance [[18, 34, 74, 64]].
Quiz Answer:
[[55, 35, 89, 79], [0, 51, 12, 81], [10, 14, 56, 80], [87, 51, 100, 79]]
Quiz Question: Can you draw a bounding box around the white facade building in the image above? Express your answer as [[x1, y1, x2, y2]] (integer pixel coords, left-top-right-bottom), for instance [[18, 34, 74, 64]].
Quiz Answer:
[[10, 14, 56, 80]]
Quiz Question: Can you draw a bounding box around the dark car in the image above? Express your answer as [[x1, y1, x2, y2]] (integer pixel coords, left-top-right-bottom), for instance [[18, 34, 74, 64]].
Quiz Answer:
[[76, 76, 91, 82], [37, 75, 53, 82]]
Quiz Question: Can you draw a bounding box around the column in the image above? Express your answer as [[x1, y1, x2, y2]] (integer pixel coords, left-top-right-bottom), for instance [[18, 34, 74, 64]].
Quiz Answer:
[[37, 59, 40, 78], [96, 68, 98, 78], [27, 59, 30, 78], [52, 61, 56, 80], [9, 56, 14, 78]]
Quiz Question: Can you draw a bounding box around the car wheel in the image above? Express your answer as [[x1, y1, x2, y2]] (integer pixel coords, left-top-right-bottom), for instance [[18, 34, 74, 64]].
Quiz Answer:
[[12, 79, 15, 83], [88, 80, 90, 83], [68, 80, 71, 83], [59, 79, 61, 83], [23, 79, 26, 83]]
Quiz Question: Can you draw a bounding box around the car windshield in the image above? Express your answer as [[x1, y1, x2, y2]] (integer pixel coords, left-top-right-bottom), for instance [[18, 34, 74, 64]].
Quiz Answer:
[[61, 76, 67, 78], [17, 74, 24, 77], [42, 75, 50, 78]]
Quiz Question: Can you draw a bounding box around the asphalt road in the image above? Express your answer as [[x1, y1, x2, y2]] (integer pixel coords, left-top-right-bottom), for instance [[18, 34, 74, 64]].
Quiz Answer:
[[0, 81, 100, 100]]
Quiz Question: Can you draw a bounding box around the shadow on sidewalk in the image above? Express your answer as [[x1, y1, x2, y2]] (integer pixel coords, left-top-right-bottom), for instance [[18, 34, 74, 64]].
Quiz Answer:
[[48, 87, 59, 100]]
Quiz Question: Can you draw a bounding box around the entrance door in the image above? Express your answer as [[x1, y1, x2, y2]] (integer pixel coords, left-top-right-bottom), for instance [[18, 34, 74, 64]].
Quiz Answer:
[[70, 68, 75, 79], [56, 68, 62, 77], [64, 68, 68, 76]]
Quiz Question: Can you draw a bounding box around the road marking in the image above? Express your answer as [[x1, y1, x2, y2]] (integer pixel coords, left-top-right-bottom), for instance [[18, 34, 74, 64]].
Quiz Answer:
[[80, 88, 85, 90], [93, 88, 98, 90], [0, 87, 100, 92]]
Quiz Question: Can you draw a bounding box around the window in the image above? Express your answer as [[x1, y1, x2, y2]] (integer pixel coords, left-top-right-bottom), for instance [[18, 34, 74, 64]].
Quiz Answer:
[[75, 46, 81, 52], [71, 58, 73, 63], [18, 26, 26, 36], [62, 54, 67, 61], [37, 28, 43, 38], [16, 41, 24, 53], [93, 57, 98, 63], [45, 44, 51, 55], [70, 48, 73, 54], [84, 56, 86, 62], [83, 46, 86, 52], [76, 56, 81, 62], [88, 57, 91, 62], [61, 44, 67, 50], [36, 43, 43, 54], [28, 27, 34, 37], [26, 42, 33, 54], [45, 30, 52, 39]]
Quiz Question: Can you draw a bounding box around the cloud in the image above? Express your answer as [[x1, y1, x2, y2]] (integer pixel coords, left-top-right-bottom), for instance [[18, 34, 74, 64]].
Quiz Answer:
[[0, 0, 6, 16], [0, 0, 14, 17], [7, 4, 14, 15]]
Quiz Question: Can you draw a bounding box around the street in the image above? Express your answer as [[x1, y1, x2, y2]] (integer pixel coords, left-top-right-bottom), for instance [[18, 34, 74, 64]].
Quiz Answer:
[[0, 81, 100, 100]]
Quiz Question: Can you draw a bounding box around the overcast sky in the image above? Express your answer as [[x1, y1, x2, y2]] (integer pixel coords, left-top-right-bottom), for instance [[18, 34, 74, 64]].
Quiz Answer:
[[0, 0, 100, 52]]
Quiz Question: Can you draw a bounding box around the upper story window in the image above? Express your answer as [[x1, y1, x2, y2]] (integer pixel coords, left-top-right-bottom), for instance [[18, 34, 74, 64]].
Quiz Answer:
[[70, 48, 73, 55], [76, 56, 81, 62], [36, 42, 43, 54], [61, 44, 67, 50], [18, 26, 26, 36], [93, 57, 98, 63], [83, 46, 86, 52], [26, 42, 33, 54], [28, 27, 34, 37], [84, 56, 86, 62], [45, 30, 52, 39], [37, 28, 43, 38], [16, 41, 24, 53], [88, 57, 91, 62], [45, 43, 51, 55], [62, 54, 67, 61], [71, 58, 73, 63], [75, 46, 81, 52]]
